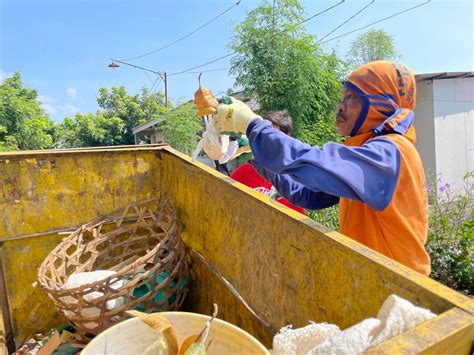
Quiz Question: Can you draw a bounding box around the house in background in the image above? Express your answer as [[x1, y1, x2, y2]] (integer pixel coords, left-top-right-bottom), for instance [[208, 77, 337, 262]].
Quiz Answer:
[[414, 72, 474, 191], [132, 118, 163, 145]]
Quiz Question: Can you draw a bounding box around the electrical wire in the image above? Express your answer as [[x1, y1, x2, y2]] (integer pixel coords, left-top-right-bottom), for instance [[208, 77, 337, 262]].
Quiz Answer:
[[317, 0, 374, 43], [152, 80, 164, 95], [172, 67, 230, 75], [168, 0, 431, 76], [320, 0, 431, 44], [142, 70, 155, 85], [121, 1, 242, 61], [149, 75, 161, 93], [169, 0, 346, 76], [295, 0, 345, 27], [169, 53, 234, 76]]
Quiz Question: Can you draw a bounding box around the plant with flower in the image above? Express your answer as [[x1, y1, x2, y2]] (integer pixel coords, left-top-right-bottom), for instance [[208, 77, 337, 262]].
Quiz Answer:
[[426, 172, 473, 295]]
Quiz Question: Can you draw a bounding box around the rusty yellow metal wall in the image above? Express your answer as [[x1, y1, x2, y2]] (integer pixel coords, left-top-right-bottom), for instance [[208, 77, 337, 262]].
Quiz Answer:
[[0, 147, 163, 346], [183, 251, 274, 348], [0, 145, 473, 353], [157, 146, 473, 353]]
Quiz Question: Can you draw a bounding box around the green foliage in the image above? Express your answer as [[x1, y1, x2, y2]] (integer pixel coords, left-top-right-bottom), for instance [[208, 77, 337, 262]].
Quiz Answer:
[[306, 205, 340, 231], [97, 86, 167, 145], [56, 112, 125, 147], [229, 0, 344, 146], [0, 72, 55, 150], [347, 29, 400, 68], [158, 102, 201, 155], [426, 173, 473, 295], [58, 86, 167, 148]]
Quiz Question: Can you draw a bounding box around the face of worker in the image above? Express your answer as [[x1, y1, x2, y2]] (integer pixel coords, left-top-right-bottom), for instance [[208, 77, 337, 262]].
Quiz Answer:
[[336, 88, 363, 136]]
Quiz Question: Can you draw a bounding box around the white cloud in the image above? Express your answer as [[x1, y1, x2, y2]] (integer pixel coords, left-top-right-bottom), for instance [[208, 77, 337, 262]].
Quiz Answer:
[[0, 69, 12, 81], [38, 95, 57, 115], [38, 95, 79, 117], [64, 104, 79, 115], [66, 87, 78, 100], [42, 103, 57, 115]]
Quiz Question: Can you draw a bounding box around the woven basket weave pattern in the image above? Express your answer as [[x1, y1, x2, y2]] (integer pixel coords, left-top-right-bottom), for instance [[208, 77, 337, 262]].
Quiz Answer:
[[38, 198, 188, 339]]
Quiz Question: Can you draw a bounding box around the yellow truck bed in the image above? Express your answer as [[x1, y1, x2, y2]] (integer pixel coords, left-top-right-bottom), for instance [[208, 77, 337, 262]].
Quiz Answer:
[[0, 145, 473, 353]]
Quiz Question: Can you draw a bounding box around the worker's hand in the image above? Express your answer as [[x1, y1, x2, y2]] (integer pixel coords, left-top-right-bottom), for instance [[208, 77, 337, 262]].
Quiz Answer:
[[214, 97, 262, 134]]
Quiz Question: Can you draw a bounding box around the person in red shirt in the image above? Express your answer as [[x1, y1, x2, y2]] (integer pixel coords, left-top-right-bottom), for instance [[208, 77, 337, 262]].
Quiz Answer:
[[230, 110, 305, 214]]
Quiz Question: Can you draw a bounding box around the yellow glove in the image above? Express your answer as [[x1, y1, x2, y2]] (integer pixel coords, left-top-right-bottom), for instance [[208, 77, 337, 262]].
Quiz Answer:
[[213, 97, 262, 134]]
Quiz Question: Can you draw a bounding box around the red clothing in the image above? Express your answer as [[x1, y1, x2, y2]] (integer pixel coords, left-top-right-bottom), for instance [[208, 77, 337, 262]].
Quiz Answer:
[[231, 162, 305, 214]]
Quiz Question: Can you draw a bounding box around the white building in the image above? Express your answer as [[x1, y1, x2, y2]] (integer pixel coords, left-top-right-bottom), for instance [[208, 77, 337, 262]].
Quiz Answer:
[[414, 72, 474, 191]]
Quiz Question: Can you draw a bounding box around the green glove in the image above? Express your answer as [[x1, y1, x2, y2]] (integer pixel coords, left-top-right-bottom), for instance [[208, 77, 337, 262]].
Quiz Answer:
[[214, 97, 262, 134]]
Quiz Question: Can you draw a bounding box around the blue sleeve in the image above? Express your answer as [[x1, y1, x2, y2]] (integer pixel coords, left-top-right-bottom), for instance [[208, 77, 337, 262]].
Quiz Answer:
[[247, 119, 401, 211], [249, 160, 340, 210]]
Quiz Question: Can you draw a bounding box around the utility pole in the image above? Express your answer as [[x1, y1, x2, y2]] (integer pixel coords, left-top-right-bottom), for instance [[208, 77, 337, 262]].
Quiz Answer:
[[164, 72, 168, 107], [108, 59, 168, 107]]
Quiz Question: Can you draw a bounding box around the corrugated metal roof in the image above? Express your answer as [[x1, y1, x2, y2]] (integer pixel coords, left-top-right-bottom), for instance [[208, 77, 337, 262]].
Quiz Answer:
[[415, 71, 474, 81], [132, 118, 161, 134]]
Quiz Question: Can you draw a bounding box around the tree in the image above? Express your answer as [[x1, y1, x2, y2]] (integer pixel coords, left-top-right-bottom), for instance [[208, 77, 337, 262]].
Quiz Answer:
[[56, 112, 125, 147], [97, 86, 167, 145], [229, 0, 345, 146], [347, 29, 400, 67], [158, 102, 201, 155], [0, 72, 55, 151], [59, 86, 168, 148]]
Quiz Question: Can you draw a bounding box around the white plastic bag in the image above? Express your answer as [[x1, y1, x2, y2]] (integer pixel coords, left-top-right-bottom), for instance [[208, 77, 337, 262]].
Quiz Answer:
[[192, 116, 229, 161], [61, 270, 125, 329], [273, 294, 437, 354], [273, 322, 340, 355]]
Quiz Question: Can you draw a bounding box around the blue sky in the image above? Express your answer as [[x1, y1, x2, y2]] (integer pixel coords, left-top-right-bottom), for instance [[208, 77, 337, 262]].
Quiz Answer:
[[1, 0, 473, 122]]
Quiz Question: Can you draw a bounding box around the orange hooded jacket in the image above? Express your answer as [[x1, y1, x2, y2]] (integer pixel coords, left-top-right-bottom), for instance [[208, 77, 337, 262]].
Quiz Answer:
[[248, 61, 430, 275], [340, 61, 430, 275]]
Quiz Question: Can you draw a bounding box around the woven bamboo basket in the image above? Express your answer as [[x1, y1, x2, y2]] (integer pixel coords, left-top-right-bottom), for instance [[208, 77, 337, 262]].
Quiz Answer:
[[38, 198, 188, 340]]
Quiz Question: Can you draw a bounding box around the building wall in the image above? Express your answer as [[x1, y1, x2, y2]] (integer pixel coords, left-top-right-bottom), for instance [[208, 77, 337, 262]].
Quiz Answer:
[[414, 80, 436, 178], [433, 77, 474, 190]]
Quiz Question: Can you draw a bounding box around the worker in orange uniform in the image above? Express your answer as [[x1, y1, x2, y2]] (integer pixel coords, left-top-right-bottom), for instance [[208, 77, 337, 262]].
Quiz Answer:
[[213, 61, 430, 275], [230, 110, 305, 214]]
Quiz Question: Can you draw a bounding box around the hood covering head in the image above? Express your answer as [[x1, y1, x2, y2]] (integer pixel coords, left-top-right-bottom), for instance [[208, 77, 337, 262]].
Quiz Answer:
[[344, 61, 417, 139]]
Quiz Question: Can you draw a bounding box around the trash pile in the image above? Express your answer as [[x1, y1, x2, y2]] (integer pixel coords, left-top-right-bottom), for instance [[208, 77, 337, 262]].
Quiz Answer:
[[14, 323, 84, 355], [272, 294, 436, 355]]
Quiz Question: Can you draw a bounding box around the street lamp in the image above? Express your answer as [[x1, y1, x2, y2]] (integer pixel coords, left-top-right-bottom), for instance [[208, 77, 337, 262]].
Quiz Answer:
[[107, 59, 167, 106]]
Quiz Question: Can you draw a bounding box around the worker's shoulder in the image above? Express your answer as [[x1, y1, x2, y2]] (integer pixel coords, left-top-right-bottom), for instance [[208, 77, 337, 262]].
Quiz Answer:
[[368, 133, 414, 148]]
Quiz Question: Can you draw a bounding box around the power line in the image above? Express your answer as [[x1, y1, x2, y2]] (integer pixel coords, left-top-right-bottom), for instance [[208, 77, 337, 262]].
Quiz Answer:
[[169, 0, 346, 76], [295, 0, 345, 27], [142, 70, 155, 85], [152, 80, 164, 95], [317, 0, 374, 43], [173, 67, 230, 75], [149, 76, 161, 93], [121, 1, 242, 61], [320, 0, 431, 44], [169, 53, 234, 76]]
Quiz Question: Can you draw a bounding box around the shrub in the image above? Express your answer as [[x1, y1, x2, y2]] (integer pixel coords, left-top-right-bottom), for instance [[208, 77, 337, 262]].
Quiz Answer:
[[426, 172, 473, 295], [306, 205, 340, 231]]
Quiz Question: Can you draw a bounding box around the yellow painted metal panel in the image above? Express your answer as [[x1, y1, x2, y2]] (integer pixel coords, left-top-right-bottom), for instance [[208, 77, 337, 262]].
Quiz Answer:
[[184, 251, 274, 348], [0, 146, 472, 352], [1, 234, 65, 345], [368, 307, 474, 354], [0, 148, 164, 346], [158, 146, 473, 351], [0, 149, 162, 239]]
